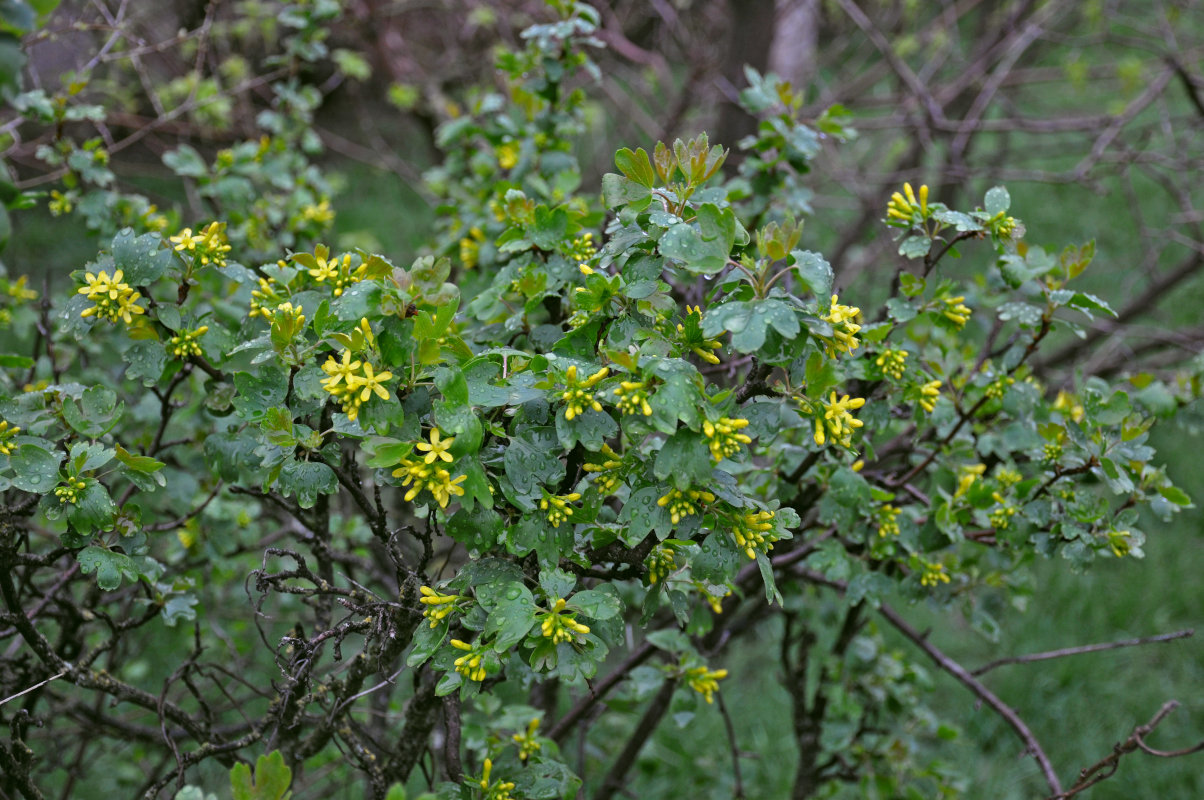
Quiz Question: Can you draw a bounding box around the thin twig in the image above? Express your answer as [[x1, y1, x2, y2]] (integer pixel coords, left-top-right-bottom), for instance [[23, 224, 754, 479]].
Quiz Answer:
[[973, 629, 1193, 676]]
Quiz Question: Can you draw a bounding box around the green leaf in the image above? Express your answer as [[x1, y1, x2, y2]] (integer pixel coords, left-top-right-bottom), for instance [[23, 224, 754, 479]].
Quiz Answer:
[[898, 236, 931, 260], [658, 204, 735, 274], [406, 618, 448, 668], [618, 486, 671, 545], [277, 460, 338, 509], [78, 546, 139, 591], [433, 367, 469, 406], [702, 299, 798, 353], [530, 205, 568, 251], [984, 186, 1010, 217], [61, 385, 124, 437], [790, 250, 833, 299], [447, 505, 502, 552], [123, 340, 167, 386], [111, 229, 172, 285], [483, 581, 538, 650], [1157, 486, 1192, 507], [555, 407, 617, 450], [232, 368, 288, 422], [163, 145, 208, 178], [653, 430, 712, 489], [230, 751, 292, 800], [503, 427, 563, 495], [614, 146, 655, 187], [67, 481, 116, 534], [10, 444, 62, 493], [569, 587, 622, 620], [0, 353, 32, 368], [600, 173, 651, 210]]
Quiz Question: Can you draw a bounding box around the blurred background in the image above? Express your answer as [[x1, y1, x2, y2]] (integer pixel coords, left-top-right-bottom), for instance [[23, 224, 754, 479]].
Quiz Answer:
[[3, 1, 1203, 796]]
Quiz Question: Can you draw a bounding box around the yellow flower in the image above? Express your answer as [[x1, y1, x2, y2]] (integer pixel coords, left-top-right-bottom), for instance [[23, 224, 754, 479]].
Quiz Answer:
[[614, 380, 653, 416], [684, 665, 728, 704], [459, 226, 486, 269], [393, 459, 467, 508], [646, 543, 677, 584], [0, 420, 20, 455], [954, 463, 986, 497], [170, 228, 202, 252], [301, 198, 335, 225], [821, 295, 862, 356], [167, 325, 209, 359], [875, 348, 908, 380], [78, 269, 146, 325], [728, 507, 777, 559], [355, 363, 393, 403], [559, 365, 609, 420], [539, 598, 591, 644], [920, 560, 951, 588], [496, 140, 520, 170], [540, 492, 581, 528], [513, 718, 542, 761], [919, 379, 942, 413], [877, 504, 901, 537], [702, 416, 752, 462], [450, 638, 489, 682], [813, 392, 866, 448], [887, 182, 929, 222], [1107, 529, 1132, 557], [989, 492, 1018, 530], [415, 429, 455, 463], [657, 487, 715, 525], [418, 585, 462, 628], [476, 758, 515, 800], [1053, 390, 1085, 423], [942, 295, 972, 328]]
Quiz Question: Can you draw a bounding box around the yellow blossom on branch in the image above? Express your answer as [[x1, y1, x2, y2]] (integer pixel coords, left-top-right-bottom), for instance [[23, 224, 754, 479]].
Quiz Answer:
[[684, 665, 728, 704], [450, 638, 489, 682], [728, 507, 777, 559], [559, 364, 609, 420], [539, 598, 591, 644], [919, 560, 951, 588], [78, 269, 146, 325], [876, 348, 908, 380], [813, 392, 866, 448], [614, 380, 653, 416], [821, 295, 862, 356], [415, 429, 455, 463], [0, 420, 20, 455], [418, 585, 463, 628], [942, 295, 972, 328], [512, 718, 542, 761], [657, 487, 715, 525], [540, 492, 581, 527], [167, 325, 209, 359], [887, 182, 929, 222], [702, 416, 752, 462]]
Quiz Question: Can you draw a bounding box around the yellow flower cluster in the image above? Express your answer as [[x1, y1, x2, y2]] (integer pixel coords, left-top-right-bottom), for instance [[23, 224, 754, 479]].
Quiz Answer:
[[0, 420, 19, 455], [320, 349, 393, 421], [459, 226, 486, 269], [657, 487, 715, 525], [54, 477, 87, 504], [954, 463, 986, 497], [540, 492, 581, 528], [729, 508, 777, 559], [919, 560, 951, 588], [918, 379, 942, 413], [540, 598, 591, 644], [887, 182, 929, 222], [450, 638, 489, 682], [942, 295, 972, 328], [167, 325, 209, 359], [821, 295, 862, 356], [877, 504, 901, 537], [646, 543, 677, 584], [1053, 390, 1085, 423], [559, 365, 609, 420], [684, 665, 728, 704], [583, 444, 624, 495], [248, 277, 285, 319], [392, 458, 467, 509], [1043, 441, 1063, 463], [702, 416, 752, 462], [300, 198, 335, 226], [1107, 529, 1132, 557], [78, 269, 146, 325], [876, 348, 908, 380], [301, 246, 367, 297], [496, 141, 520, 170], [985, 375, 1015, 400], [170, 222, 232, 268], [676, 305, 722, 364], [989, 492, 1018, 530], [477, 758, 515, 800], [512, 718, 542, 762], [614, 380, 653, 416], [567, 232, 598, 274], [418, 585, 462, 628], [5, 275, 37, 302], [814, 392, 866, 448]]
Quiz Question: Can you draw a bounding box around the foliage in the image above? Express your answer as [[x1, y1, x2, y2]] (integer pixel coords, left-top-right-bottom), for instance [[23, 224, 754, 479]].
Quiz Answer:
[[0, 3, 1200, 800]]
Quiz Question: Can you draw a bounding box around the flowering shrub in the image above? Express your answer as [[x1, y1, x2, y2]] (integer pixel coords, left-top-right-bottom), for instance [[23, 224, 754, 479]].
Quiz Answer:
[[0, 2, 1199, 800]]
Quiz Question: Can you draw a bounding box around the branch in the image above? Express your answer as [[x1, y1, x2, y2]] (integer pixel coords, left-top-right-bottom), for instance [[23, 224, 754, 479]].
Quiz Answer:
[[594, 678, 677, 800], [1051, 701, 1204, 798], [973, 629, 1193, 676], [878, 603, 1063, 795]]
